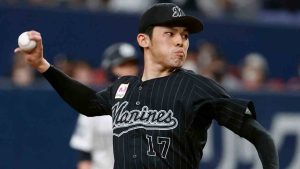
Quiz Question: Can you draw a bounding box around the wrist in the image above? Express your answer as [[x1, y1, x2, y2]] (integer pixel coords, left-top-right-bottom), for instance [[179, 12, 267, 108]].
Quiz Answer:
[[36, 58, 50, 73]]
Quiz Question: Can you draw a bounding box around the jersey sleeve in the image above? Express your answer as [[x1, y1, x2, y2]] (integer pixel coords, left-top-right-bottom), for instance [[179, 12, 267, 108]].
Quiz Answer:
[[210, 97, 256, 135], [192, 76, 256, 136], [70, 115, 94, 152], [43, 65, 110, 116], [95, 84, 113, 116]]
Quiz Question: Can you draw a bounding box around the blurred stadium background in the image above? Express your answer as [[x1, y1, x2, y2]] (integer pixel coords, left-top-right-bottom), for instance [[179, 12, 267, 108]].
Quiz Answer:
[[0, 0, 299, 169]]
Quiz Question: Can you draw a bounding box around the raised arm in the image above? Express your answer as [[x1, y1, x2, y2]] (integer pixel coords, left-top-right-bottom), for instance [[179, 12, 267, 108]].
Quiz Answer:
[[42, 66, 106, 116], [14, 31, 50, 73], [15, 30, 108, 116]]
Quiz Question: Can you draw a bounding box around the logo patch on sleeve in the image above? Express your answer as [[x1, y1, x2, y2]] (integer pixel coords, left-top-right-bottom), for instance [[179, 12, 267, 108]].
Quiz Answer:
[[115, 83, 129, 99]]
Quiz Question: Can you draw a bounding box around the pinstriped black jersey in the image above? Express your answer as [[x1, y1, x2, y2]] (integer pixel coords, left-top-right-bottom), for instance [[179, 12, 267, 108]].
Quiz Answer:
[[95, 68, 256, 169]]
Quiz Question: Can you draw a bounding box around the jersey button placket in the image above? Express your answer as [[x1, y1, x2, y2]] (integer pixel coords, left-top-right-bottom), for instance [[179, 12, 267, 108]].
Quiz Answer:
[[132, 84, 141, 162], [136, 85, 142, 108]]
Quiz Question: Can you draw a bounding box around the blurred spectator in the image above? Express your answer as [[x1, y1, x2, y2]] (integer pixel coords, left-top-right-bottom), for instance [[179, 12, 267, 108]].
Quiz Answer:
[[107, 0, 156, 13], [239, 52, 286, 92], [100, 42, 139, 82], [286, 63, 300, 91], [195, 41, 242, 91], [4, 0, 300, 17], [196, 0, 261, 21], [93, 42, 140, 87], [53, 54, 74, 76], [85, 0, 110, 11], [239, 52, 269, 91], [71, 60, 94, 85], [91, 68, 107, 88], [10, 53, 35, 87], [66, 0, 110, 11], [53, 54, 107, 88]]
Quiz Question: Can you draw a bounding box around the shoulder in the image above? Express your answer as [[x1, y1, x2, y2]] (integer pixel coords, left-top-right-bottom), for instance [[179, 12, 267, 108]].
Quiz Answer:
[[177, 68, 230, 98], [107, 76, 139, 93], [97, 76, 138, 95], [177, 68, 219, 86], [115, 75, 138, 83]]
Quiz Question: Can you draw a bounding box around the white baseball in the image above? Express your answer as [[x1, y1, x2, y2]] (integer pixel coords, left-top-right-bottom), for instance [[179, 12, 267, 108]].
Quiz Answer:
[[18, 32, 37, 51]]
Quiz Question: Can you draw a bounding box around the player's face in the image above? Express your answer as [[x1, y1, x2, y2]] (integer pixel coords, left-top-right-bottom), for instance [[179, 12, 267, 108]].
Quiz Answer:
[[149, 26, 189, 69]]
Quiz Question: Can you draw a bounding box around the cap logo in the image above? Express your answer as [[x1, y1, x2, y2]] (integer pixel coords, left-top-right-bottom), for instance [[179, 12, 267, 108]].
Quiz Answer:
[[172, 6, 184, 17]]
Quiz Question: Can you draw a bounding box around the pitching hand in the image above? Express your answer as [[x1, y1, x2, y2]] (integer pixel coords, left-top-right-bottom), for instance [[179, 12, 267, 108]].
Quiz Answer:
[[14, 30, 50, 73]]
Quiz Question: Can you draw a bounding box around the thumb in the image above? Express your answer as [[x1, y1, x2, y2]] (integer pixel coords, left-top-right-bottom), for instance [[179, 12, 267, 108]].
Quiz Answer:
[[14, 48, 21, 53]]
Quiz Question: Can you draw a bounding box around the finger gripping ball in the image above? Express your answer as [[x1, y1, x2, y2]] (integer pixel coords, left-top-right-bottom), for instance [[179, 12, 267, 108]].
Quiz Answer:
[[18, 32, 37, 51]]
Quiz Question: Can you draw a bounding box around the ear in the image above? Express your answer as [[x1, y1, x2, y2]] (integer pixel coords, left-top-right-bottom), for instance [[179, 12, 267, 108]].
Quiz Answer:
[[137, 33, 150, 48]]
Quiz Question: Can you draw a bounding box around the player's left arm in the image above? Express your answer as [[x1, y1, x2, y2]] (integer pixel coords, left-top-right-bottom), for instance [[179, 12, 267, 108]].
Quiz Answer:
[[195, 78, 279, 168], [240, 116, 279, 169], [211, 98, 279, 169]]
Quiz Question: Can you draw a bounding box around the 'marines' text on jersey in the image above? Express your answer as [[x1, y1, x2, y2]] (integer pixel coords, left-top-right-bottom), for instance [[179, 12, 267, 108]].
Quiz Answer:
[[112, 101, 178, 137]]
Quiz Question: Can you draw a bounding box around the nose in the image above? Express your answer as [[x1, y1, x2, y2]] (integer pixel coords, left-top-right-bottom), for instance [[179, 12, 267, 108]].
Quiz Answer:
[[174, 34, 183, 47]]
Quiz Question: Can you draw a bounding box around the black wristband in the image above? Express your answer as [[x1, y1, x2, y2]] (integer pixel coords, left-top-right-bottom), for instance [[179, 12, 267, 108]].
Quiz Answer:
[[78, 150, 92, 161]]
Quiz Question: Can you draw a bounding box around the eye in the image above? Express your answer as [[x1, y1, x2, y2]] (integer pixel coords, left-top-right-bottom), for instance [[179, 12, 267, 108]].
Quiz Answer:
[[182, 34, 189, 40], [165, 32, 174, 36]]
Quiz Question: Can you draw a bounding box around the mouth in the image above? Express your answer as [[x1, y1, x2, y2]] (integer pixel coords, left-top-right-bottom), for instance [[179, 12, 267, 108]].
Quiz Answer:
[[174, 50, 185, 57]]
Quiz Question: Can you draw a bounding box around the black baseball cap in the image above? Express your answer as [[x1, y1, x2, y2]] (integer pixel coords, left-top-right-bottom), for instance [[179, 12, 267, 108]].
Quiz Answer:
[[138, 3, 203, 34]]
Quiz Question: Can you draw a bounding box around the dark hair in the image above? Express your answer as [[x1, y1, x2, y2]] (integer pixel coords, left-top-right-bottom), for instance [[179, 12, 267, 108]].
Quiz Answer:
[[144, 26, 154, 39], [139, 26, 154, 53]]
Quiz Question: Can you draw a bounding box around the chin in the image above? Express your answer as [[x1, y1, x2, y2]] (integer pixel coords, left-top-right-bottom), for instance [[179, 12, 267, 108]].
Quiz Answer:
[[170, 63, 183, 69], [175, 60, 185, 67]]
